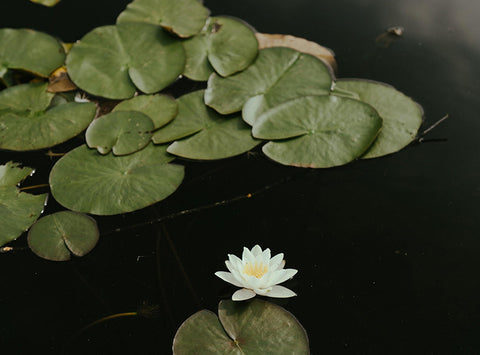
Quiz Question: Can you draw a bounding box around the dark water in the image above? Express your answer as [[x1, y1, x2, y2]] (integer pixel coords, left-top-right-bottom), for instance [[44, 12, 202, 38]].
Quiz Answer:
[[1, 0, 479, 353]]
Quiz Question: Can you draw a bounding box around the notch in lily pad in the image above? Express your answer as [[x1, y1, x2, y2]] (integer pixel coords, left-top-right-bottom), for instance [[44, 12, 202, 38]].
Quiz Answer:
[[66, 22, 185, 99], [117, 0, 210, 38], [0, 162, 47, 247], [28, 211, 99, 261], [0, 82, 96, 151], [49, 143, 185, 215], [205, 47, 333, 125], [333, 79, 424, 158], [0, 28, 65, 78], [86, 111, 155, 156], [152, 90, 261, 160], [173, 299, 309, 354], [252, 95, 383, 168], [112, 94, 178, 130], [183, 16, 258, 80]]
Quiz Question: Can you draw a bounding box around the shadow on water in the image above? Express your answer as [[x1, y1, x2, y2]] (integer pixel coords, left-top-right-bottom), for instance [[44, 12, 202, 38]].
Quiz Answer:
[[1, 0, 480, 353]]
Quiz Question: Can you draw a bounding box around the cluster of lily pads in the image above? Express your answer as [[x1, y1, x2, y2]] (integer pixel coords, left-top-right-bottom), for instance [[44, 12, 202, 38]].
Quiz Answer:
[[0, 0, 423, 260]]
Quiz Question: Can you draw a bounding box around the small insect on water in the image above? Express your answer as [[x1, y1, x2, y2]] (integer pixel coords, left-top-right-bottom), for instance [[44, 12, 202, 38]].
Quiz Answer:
[[375, 26, 404, 48]]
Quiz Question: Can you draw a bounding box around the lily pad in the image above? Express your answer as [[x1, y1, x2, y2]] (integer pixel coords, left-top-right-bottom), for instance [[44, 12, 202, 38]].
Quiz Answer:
[[152, 90, 260, 160], [0, 28, 65, 77], [86, 111, 154, 155], [0, 162, 47, 247], [66, 22, 185, 99], [117, 0, 210, 38], [205, 47, 333, 125], [256, 33, 337, 72], [27, 211, 99, 261], [0, 83, 96, 151], [183, 16, 258, 80], [113, 94, 178, 130], [173, 298, 309, 354], [29, 0, 62, 7], [252, 95, 382, 168], [334, 79, 424, 158], [49, 143, 184, 215]]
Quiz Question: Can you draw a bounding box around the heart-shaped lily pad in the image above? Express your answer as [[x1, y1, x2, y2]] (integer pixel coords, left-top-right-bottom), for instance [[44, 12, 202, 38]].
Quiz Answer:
[[86, 111, 154, 155], [27, 211, 99, 261], [0, 28, 65, 77], [49, 143, 184, 215], [113, 94, 178, 130], [205, 47, 333, 125], [0, 162, 47, 247], [183, 16, 258, 80], [173, 299, 309, 354], [253, 95, 382, 168], [334, 79, 424, 159], [29, 0, 62, 7], [66, 22, 185, 99], [152, 90, 260, 160], [117, 0, 210, 38], [0, 82, 96, 151]]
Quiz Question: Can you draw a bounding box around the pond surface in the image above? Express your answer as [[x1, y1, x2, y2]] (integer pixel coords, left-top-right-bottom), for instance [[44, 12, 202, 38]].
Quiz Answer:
[[1, 0, 479, 353]]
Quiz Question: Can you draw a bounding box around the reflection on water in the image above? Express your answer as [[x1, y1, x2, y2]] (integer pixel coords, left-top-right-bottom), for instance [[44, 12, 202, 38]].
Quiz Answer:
[[1, 0, 479, 353]]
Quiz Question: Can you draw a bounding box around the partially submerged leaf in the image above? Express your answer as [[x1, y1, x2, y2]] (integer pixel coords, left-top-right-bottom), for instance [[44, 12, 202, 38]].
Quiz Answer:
[[0, 83, 96, 151], [28, 211, 99, 261], [334, 79, 424, 158], [0, 28, 65, 77], [113, 94, 178, 130], [30, 0, 62, 7], [153, 90, 260, 160], [49, 144, 184, 215], [205, 47, 333, 125], [253, 95, 382, 168], [48, 66, 77, 92], [0, 162, 47, 247], [86, 111, 155, 155], [183, 17, 258, 80], [256, 33, 337, 72], [117, 0, 210, 38], [66, 22, 185, 99], [173, 299, 309, 354]]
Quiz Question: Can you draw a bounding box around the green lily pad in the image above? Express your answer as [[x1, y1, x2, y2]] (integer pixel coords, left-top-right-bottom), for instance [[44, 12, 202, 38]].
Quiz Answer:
[[27, 211, 99, 261], [30, 0, 62, 7], [66, 22, 185, 99], [152, 90, 260, 160], [0, 28, 65, 78], [253, 95, 382, 168], [0, 162, 47, 247], [49, 143, 184, 215], [173, 299, 309, 354], [0, 83, 96, 151], [334, 79, 424, 159], [86, 111, 154, 155], [117, 0, 210, 38], [183, 16, 258, 80], [113, 94, 178, 130], [205, 47, 333, 125]]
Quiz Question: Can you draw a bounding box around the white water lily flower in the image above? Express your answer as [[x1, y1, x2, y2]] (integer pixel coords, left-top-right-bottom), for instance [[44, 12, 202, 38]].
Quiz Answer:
[[215, 245, 298, 301]]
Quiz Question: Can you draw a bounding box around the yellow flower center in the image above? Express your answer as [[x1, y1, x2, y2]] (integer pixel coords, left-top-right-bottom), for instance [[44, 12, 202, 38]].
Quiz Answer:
[[243, 262, 268, 278]]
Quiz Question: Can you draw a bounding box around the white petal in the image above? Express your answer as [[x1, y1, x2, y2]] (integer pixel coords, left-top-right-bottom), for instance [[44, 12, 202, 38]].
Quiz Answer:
[[243, 274, 262, 289], [215, 271, 245, 288], [269, 253, 284, 271], [253, 287, 272, 295], [261, 248, 271, 262], [251, 245, 263, 257], [242, 247, 255, 263], [264, 285, 297, 298], [231, 268, 247, 283], [269, 268, 298, 285], [232, 288, 256, 301], [228, 254, 243, 270], [225, 260, 236, 274]]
